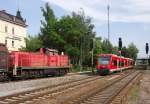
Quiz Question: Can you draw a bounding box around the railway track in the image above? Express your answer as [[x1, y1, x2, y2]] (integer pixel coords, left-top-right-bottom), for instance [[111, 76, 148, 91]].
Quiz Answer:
[[0, 74, 102, 104], [29, 70, 138, 104], [0, 71, 93, 84], [69, 70, 141, 104], [0, 70, 136, 104]]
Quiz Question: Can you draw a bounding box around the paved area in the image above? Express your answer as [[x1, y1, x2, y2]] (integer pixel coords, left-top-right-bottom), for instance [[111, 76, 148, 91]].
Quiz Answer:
[[138, 70, 150, 104]]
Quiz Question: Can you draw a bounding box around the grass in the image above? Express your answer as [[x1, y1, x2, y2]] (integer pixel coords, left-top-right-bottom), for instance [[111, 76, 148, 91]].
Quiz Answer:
[[127, 83, 140, 104], [70, 65, 95, 73]]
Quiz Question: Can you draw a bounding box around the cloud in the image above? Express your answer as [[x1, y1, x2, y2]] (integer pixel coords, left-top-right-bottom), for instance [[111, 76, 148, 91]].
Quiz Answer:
[[42, 0, 150, 24], [126, 0, 150, 12]]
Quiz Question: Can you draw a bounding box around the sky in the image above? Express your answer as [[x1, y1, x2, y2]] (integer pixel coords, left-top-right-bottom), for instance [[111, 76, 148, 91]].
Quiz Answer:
[[0, 0, 150, 58]]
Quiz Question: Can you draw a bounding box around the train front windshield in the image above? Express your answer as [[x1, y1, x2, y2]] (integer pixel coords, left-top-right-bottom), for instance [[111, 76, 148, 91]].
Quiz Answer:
[[98, 56, 111, 65]]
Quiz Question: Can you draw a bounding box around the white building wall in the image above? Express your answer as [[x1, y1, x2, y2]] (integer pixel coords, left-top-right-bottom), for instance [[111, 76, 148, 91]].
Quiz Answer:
[[0, 20, 27, 51]]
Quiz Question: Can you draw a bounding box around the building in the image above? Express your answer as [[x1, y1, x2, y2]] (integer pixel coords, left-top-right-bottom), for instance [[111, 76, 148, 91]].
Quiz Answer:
[[0, 10, 27, 51]]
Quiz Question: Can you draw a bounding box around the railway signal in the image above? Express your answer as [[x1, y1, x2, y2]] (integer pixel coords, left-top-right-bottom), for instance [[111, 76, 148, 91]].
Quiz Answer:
[[118, 37, 122, 51], [145, 43, 149, 69], [118, 37, 122, 72], [146, 43, 149, 54]]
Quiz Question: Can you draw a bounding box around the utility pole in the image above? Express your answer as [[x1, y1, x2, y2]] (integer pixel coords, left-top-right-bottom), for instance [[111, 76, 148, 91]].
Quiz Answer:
[[91, 38, 95, 74], [107, 3, 110, 42], [80, 37, 83, 72]]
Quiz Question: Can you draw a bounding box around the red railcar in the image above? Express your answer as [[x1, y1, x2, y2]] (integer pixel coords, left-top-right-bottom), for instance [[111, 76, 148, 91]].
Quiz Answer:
[[96, 54, 134, 75], [8, 48, 70, 77]]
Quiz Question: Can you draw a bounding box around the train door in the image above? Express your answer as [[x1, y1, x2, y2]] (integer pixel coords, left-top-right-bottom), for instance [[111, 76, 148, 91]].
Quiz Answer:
[[111, 56, 118, 71]]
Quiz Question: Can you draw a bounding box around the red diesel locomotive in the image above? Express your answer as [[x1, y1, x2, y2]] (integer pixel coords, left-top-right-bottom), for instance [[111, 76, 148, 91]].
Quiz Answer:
[[0, 43, 70, 79], [96, 54, 134, 75]]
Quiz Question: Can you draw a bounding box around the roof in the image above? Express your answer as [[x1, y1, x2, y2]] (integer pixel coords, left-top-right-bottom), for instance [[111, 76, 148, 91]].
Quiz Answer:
[[96, 54, 117, 57], [0, 10, 27, 27], [96, 53, 133, 60], [136, 58, 148, 60]]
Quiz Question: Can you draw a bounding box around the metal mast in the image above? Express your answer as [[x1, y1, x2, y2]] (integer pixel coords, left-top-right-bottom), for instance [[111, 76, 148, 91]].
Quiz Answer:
[[107, 3, 110, 42]]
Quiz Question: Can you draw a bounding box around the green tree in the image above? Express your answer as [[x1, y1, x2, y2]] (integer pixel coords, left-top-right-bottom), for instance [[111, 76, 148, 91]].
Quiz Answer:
[[19, 36, 43, 52], [39, 3, 65, 51], [112, 46, 119, 55], [94, 37, 103, 54], [121, 46, 129, 57], [56, 11, 95, 65], [101, 39, 113, 54], [127, 43, 139, 60]]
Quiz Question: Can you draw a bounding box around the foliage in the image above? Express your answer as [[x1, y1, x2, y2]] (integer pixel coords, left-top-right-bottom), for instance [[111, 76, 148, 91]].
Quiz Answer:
[[94, 37, 103, 54], [121, 46, 129, 57], [39, 3, 65, 50], [127, 43, 139, 60], [19, 36, 43, 52], [101, 39, 113, 54], [116, 43, 139, 60]]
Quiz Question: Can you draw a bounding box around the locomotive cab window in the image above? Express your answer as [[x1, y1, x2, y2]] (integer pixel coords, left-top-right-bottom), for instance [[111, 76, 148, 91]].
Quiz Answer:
[[98, 56, 111, 65]]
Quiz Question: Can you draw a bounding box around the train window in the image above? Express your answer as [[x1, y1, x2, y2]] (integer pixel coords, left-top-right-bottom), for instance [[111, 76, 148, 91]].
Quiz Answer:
[[98, 56, 111, 65], [125, 62, 128, 66], [131, 62, 133, 65], [112, 60, 117, 66], [0, 52, 6, 56], [129, 62, 131, 66], [121, 62, 124, 66]]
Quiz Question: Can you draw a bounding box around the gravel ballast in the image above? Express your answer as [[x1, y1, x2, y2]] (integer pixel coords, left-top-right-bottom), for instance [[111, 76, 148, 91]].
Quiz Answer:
[[0, 74, 90, 97]]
